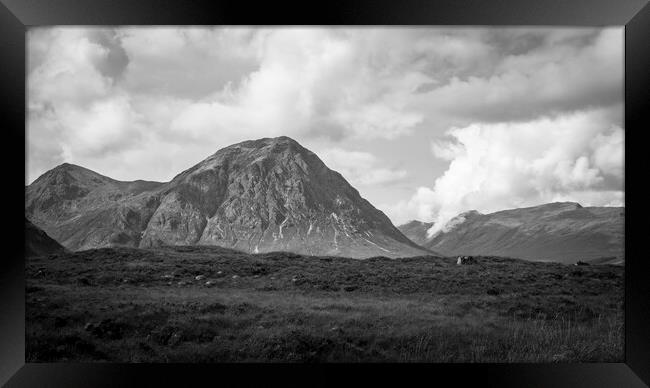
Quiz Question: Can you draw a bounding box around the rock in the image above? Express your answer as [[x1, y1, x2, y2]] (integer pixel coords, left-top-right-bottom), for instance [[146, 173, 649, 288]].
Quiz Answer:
[[457, 256, 477, 265], [205, 280, 216, 287], [216, 271, 223, 275], [232, 275, 239, 279], [161, 274, 174, 280], [195, 275, 206, 281]]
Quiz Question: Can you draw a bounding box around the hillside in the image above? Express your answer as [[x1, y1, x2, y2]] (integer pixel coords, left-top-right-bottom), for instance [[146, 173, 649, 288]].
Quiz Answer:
[[26, 246, 623, 362], [25, 217, 67, 257]]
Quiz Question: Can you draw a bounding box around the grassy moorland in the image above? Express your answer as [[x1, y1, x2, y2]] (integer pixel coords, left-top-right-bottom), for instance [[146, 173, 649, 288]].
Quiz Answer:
[[26, 246, 623, 362]]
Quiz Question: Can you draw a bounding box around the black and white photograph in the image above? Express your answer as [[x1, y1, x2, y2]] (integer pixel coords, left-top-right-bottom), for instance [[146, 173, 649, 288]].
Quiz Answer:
[[25, 26, 625, 363]]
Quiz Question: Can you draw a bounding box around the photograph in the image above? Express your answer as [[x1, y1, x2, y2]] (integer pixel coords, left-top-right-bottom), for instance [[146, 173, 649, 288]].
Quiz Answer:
[[24, 26, 625, 363]]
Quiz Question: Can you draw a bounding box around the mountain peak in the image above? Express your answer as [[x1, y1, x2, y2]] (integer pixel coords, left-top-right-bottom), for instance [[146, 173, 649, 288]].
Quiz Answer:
[[400, 220, 434, 228], [51, 162, 85, 172], [32, 162, 113, 187], [228, 136, 301, 151]]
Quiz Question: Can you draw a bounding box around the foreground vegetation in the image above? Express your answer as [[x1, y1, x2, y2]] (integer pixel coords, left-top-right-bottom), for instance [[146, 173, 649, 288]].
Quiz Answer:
[[26, 246, 623, 362]]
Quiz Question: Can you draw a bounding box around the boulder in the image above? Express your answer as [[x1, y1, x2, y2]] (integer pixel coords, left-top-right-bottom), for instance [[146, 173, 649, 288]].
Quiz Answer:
[[457, 256, 477, 265]]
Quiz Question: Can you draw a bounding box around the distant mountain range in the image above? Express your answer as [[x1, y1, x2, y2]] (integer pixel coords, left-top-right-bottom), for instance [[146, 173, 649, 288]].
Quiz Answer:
[[398, 202, 624, 264], [25, 137, 430, 258]]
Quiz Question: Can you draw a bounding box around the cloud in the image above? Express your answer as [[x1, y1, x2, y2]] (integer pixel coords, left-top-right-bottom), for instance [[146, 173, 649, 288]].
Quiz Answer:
[[416, 108, 624, 235], [318, 148, 407, 187], [57, 95, 143, 157], [117, 27, 260, 99], [167, 28, 428, 142], [28, 28, 113, 105], [27, 24, 624, 216], [413, 28, 623, 124], [27, 28, 132, 181]]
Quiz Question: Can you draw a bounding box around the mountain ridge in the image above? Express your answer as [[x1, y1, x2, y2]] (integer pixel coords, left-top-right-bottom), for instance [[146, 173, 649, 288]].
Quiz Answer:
[[398, 202, 623, 264], [26, 136, 432, 258]]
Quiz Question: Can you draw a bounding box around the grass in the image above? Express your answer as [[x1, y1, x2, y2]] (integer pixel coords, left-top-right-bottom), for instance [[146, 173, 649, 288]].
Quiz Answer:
[[26, 246, 623, 362]]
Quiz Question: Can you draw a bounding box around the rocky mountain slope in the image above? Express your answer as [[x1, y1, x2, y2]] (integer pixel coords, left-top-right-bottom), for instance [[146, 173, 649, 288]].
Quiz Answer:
[[398, 202, 623, 264], [25, 217, 67, 257], [26, 137, 430, 258]]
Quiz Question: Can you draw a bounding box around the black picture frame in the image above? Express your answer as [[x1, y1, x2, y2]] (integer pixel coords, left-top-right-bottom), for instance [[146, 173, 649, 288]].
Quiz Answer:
[[2, 0, 648, 386]]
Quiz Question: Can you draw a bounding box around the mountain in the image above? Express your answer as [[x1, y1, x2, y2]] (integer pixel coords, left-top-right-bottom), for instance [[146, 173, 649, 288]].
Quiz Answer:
[[25, 137, 431, 258], [25, 217, 67, 257], [25, 163, 165, 251], [398, 202, 623, 264], [397, 220, 434, 246]]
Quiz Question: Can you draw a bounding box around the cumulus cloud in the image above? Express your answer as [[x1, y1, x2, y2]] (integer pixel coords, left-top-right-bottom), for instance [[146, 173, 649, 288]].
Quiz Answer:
[[28, 27, 129, 179], [380, 187, 437, 226], [419, 108, 624, 235], [166, 28, 428, 142], [28, 28, 113, 105]]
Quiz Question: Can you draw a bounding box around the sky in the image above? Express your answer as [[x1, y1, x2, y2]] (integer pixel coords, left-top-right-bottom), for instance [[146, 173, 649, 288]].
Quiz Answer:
[[27, 27, 624, 231]]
